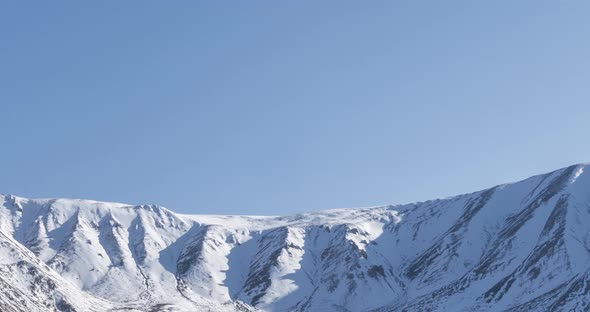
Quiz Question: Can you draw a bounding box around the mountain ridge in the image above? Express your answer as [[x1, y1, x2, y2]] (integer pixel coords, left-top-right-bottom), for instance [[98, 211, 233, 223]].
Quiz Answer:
[[1, 163, 589, 311], [6, 163, 586, 216]]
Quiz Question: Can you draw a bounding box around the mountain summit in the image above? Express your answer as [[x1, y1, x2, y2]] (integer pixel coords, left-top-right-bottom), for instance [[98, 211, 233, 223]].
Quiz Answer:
[[1, 164, 589, 311]]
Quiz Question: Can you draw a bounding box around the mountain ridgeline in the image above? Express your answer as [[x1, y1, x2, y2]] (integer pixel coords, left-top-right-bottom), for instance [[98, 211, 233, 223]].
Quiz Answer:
[[1, 164, 590, 311]]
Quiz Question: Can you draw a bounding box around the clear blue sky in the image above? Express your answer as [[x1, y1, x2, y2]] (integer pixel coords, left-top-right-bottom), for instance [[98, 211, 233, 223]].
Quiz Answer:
[[2, 1, 590, 215]]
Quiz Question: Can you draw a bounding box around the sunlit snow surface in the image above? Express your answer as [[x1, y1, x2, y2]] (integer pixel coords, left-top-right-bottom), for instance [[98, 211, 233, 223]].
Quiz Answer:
[[1, 163, 590, 311]]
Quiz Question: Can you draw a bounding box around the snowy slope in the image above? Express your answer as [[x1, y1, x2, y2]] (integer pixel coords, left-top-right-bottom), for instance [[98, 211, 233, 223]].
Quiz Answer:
[[0, 227, 112, 312], [2, 163, 590, 311]]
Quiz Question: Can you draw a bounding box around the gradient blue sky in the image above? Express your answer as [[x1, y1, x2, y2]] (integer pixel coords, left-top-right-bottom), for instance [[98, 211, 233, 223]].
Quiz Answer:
[[2, 1, 590, 215]]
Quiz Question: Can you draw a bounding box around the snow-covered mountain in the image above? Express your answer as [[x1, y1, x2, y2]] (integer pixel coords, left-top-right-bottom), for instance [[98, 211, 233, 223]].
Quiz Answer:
[[2, 163, 590, 311]]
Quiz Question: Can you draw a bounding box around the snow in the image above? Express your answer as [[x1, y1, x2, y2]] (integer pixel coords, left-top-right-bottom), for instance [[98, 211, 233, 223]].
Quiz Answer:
[[1, 163, 590, 311]]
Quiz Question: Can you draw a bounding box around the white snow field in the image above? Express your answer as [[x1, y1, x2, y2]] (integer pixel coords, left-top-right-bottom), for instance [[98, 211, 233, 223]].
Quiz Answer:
[[1, 163, 590, 311]]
